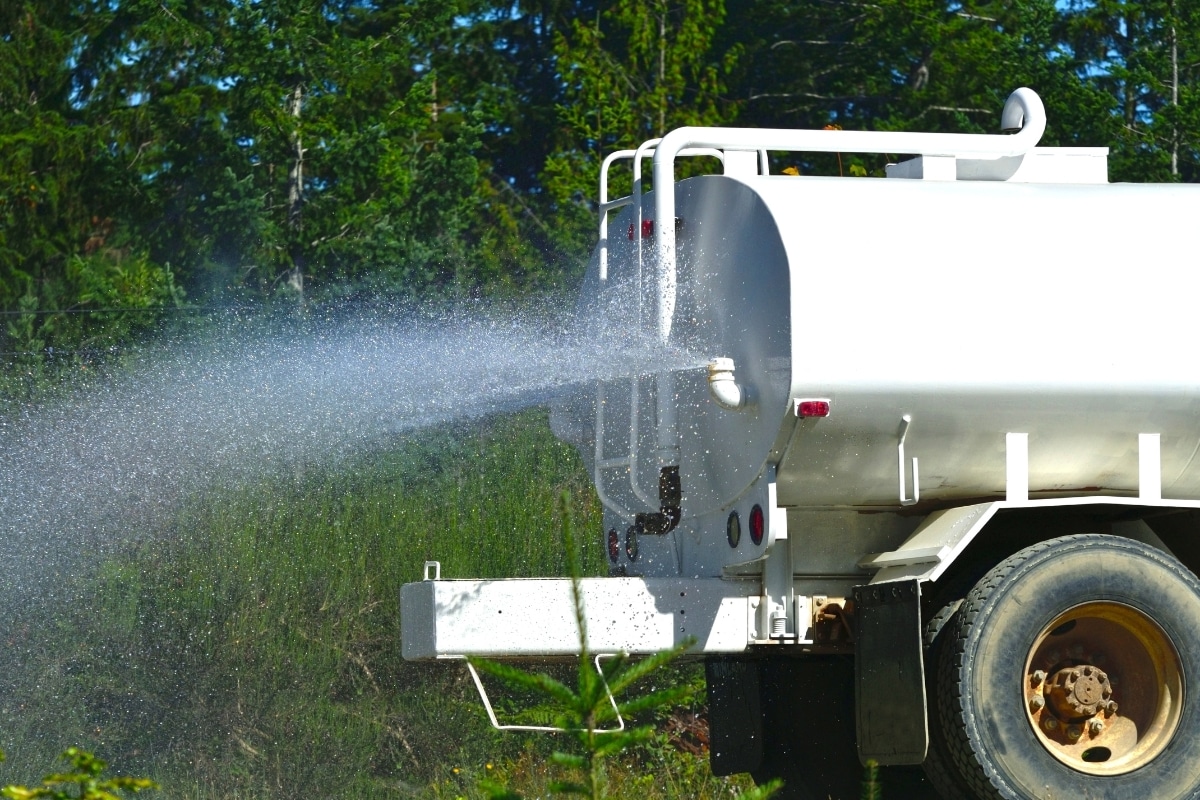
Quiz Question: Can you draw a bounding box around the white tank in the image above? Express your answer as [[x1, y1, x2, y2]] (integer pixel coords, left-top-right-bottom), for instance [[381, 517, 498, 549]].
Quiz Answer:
[[553, 90, 1200, 579]]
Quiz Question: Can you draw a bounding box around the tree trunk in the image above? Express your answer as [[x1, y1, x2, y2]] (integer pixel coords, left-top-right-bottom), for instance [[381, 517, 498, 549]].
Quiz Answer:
[[658, 7, 666, 136], [1171, 14, 1179, 178], [286, 83, 304, 297]]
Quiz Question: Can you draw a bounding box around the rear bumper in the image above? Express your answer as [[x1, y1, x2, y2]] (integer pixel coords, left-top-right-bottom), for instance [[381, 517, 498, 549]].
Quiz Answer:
[[400, 576, 760, 660]]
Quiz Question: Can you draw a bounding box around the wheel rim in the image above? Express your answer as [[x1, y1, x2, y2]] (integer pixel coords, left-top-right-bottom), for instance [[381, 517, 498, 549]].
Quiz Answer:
[[1022, 601, 1184, 776]]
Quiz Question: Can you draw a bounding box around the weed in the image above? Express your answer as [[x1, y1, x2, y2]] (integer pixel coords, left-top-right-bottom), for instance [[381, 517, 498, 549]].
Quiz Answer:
[[861, 760, 881, 800], [0, 747, 157, 800]]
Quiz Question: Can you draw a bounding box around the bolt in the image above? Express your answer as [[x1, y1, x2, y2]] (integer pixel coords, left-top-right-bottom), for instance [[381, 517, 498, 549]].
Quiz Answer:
[[1105, 700, 1119, 716], [1031, 670, 1047, 687], [1089, 719, 1105, 736], [1043, 717, 1059, 732], [1030, 695, 1046, 713], [1067, 724, 1083, 741]]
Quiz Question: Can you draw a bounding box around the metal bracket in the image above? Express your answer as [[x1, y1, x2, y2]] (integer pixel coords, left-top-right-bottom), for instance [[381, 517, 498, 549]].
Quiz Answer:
[[423, 561, 441, 581], [898, 415, 919, 506], [466, 655, 626, 734], [1140, 433, 1162, 500], [1006, 432, 1029, 502]]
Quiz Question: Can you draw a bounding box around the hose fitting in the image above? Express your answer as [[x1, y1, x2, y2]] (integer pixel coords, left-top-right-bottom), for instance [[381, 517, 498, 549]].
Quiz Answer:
[[708, 357, 752, 410]]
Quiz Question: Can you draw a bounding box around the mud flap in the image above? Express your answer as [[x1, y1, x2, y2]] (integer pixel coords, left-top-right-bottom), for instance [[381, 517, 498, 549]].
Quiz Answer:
[[705, 657, 763, 775], [853, 579, 928, 765]]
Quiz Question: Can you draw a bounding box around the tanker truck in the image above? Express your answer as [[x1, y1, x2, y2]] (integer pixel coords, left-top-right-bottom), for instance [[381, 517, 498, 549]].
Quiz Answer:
[[401, 88, 1200, 800]]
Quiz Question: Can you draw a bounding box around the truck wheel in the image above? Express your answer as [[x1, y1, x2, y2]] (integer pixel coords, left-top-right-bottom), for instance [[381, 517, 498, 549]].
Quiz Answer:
[[938, 534, 1200, 799], [923, 597, 975, 799]]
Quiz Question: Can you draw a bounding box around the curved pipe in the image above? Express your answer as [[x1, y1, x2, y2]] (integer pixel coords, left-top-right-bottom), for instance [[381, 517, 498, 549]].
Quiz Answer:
[[651, 88, 1047, 341], [1000, 87, 1045, 133], [598, 148, 637, 282], [708, 358, 752, 411]]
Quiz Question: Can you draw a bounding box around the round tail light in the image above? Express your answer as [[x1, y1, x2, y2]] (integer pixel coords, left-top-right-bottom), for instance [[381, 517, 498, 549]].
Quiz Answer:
[[750, 504, 765, 546]]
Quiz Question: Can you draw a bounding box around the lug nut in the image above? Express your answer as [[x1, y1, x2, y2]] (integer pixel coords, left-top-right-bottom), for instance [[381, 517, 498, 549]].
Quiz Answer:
[[1104, 700, 1119, 716], [1067, 724, 1083, 740], [1043, 717, 1058, 732], [1031, 670, 1046, 687], [1030, 695, 1045, 713], [1089, 719, 1105, 736]]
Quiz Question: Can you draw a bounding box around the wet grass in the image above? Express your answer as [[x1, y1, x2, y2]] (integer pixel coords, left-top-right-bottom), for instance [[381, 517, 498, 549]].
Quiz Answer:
[[0, 409, 752, 798]]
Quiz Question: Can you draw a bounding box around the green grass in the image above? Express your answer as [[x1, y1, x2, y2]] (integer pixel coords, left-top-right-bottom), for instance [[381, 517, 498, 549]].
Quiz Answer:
[[0, 409, 754, 798]]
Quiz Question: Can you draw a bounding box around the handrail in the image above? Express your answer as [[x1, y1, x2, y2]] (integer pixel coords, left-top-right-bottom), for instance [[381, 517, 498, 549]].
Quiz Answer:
[[594, 145, 725, 516], [593, 379, 656, 521], [597, 146, 724, 282], [648, 87, 1047, 341]]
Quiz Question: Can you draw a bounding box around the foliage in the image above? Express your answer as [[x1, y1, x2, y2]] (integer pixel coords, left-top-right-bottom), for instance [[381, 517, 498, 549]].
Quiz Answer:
[[860, 759, 881, 800], [0, 251, 183, 402], [542, 0, 739, 255], [2, 0, 1198, 370], [1059, 0, 1200, 180], [722, 0, 1116, 175], [473, 741, 760, 799], [0, 0, 186, 393], [0, 407, 776, 798], [0, 411, 605, 798], [0, 748, 156, 800]]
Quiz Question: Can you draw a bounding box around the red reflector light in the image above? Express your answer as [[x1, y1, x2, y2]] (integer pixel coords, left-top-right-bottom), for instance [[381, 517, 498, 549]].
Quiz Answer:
[[750, 505, 765, 546], [607, 528, 620, 562], [796, 399, 831, 418], [628, 219, 655, 240]]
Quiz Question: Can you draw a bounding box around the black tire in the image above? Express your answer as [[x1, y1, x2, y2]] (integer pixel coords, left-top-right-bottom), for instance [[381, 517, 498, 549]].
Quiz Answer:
[[923, 597, 974, 799], [938, 534, 1200, 799]]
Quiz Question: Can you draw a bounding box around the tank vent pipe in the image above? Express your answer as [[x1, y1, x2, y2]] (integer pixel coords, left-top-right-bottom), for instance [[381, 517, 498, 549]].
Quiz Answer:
[[708, 358, 751, 411]]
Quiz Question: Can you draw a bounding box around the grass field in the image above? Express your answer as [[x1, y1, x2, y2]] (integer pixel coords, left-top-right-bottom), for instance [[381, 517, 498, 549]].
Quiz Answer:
[[0, 408, 756, 798]]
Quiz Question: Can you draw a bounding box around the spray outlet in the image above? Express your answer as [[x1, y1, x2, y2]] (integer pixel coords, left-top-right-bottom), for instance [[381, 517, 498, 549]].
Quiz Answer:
[[708, 357, 753, 411]]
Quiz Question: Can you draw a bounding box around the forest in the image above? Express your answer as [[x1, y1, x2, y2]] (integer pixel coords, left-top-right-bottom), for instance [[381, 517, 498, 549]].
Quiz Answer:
[[3, 0, 1200, 362]]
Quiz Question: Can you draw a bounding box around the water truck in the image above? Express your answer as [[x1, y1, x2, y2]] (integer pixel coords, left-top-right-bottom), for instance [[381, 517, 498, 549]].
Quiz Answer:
[[401, 88, 1200, 800]]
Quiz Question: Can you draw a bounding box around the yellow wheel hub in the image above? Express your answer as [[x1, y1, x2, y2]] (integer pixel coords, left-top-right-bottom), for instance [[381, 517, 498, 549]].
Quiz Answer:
[[1023, 601, 1183, 775]]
